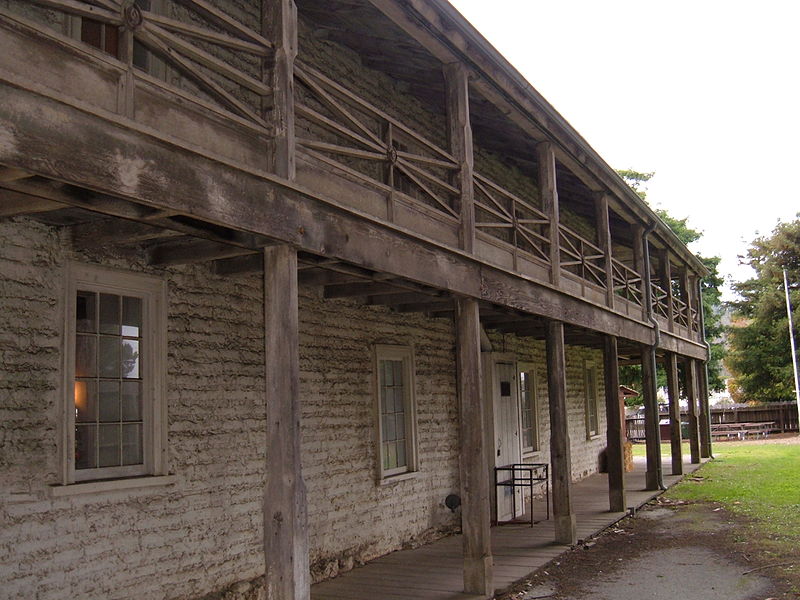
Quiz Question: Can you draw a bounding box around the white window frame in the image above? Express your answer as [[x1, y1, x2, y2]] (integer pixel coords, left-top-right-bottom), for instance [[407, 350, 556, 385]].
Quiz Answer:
[[374, 344, 418, 481], [61, 263, 167, 485], [517, 362, 539, 453], [584, 362, 600, 439]]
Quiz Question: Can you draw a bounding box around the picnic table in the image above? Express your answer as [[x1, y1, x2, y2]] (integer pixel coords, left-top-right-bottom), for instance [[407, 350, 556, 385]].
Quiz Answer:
[[710, 421, 774, 440]]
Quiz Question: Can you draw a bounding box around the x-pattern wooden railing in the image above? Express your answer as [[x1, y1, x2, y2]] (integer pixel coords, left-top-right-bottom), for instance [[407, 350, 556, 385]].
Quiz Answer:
[[558, 224, 606, 289], [673, 296, 690, 328], [294, 61, 460, 218], [473, 172, 550, 263], [30, 0, 273, 130], [651, 282, 669, 319], [611, 258, 643, 307]]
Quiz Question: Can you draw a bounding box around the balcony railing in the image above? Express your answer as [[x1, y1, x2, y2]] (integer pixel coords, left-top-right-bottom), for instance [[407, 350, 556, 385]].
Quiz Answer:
[[558, 224, 606, 289], [611, 258, 644, 308], [651, 282, 670, 319], [473, 171, 550, 264], [294, 61, 459, 219]]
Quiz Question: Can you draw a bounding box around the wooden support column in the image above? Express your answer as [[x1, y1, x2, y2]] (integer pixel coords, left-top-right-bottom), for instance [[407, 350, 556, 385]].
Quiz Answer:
[[698, 361, 712, 458], [455, 298, 493, 596], [665, 352, 683, 475], [641, 346, 664, 490], [685, 358, 701, 464], [263, 245, 309, 600], [595, 192, 615, 309], [603, 335, 625, 512], [537, 142, 560, 287], [444, 63, 475, 253], [546, 321, 577, 545], [632, 225, 647, 320], [264, 0, 297, 180], [658, 249, 674, 332]]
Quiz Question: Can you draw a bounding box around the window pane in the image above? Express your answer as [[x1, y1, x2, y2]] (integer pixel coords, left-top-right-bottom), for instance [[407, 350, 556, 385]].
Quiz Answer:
[[98, 424, 121, 467], [382, 360, 393, 386], [99, 381, 120, 423], [76, 291, 96, 333], [122, 339, 140, 379], [395, 414, 405, 440], [75, 424, 97, 469], [386, 441, 397, 469], [121, 381, 142, 421], [99, 336, 120, 378], [74, 380, 97, 423], [122, 423, 143, 465], [396, 440, 406, 468], [122, 296, 141, 337], [383, 414, 396, 441], [75, 335, 96, 378], [99, 293, 120, 335], [392, 360, 402, 388]]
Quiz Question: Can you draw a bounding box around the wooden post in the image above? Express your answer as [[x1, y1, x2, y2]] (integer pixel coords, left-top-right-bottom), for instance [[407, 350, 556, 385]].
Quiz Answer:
[[603, 335, 625, 512], [537, 142, 560, 287], [546, 321, 576, 545], [263, 245, 309, 600], [264, 0, 297, 180], [665, 352, 683, 475], [658, 249, 674, 332], [632, 225, 647, 320], [595, 192, 615, 309], [685, 358, 701, 464], [698, 361, 712, 459], [641, 346, 663, 490], [444, 63, 475, 254], [455, 298, 493, 596]]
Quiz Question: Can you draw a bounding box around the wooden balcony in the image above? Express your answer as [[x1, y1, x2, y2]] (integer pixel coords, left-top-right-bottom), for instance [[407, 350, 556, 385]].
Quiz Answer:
[[0, 0, 707, 358]]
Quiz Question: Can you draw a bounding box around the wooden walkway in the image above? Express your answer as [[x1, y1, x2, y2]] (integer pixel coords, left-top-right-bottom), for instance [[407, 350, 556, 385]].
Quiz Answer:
[[311, 456, 704, 600]]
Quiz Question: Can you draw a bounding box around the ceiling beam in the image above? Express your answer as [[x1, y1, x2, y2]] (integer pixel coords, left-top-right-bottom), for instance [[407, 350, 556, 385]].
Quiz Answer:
[[71, 218, 179, 248], [148, 238, 255, 266], [0, 187, 65, 217]]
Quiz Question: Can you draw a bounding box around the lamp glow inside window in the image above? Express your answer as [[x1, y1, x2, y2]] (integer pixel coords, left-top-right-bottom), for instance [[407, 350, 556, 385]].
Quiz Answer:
[[375, 346, 417, 478]]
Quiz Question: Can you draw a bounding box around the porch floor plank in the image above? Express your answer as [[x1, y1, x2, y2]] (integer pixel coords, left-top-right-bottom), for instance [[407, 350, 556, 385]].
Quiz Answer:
[[311, 457, 704, 600]]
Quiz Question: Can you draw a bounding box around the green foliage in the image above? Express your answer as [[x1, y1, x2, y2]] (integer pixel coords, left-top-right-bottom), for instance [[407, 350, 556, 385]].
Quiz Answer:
[[616, 169, 726, 393], [727, 217, 800, 402]]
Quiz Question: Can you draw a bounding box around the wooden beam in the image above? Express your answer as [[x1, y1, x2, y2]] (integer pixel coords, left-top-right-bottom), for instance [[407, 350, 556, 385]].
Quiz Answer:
[[641, 345, 663, 491], [632, 225, 647, 321], [0, 167, 34, 183], [603, 335, 625, 513], [595, 192, 615, 308], [323, 281, 406, 299], [665, 352, 683, 476], [454, 298, 492, 595], [444, 62, 475, 253], [697, 359, 712, 459], [658, 249, 674, 331], [0, 187, 64, 217], [214, 253, 263, 276], [546, 320, 576, 545], [149, 238, 254, 266], [395, 299, 456, 314], [367, 291, 443, 306], [685, 358, 701, 464], [71, 219, 178, 248], [537, 142, 560, 287], [263, 244, 309, 600]]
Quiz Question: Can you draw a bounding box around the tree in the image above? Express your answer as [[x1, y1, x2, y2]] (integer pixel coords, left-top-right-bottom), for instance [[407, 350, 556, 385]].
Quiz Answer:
[[727, 217, 800, 402], [616, 169, 726, 397]]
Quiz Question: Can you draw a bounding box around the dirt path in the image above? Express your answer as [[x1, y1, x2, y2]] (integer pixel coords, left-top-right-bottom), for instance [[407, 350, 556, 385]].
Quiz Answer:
[[498, 497, 796, 600]]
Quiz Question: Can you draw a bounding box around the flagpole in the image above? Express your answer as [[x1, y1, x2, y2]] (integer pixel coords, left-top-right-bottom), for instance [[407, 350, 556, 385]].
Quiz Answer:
[[783, 269, 800, 423]]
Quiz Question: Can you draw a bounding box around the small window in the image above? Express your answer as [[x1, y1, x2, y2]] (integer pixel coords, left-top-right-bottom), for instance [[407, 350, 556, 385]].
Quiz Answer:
[[585, 364, 599, 439], [518, 364, 538, 452], [65, 264, 166, 483], [374, 345, 417, 479]]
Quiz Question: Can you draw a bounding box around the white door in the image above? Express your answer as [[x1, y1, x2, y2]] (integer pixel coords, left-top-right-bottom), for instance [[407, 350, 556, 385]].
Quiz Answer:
[[493, 361, 524, 522]]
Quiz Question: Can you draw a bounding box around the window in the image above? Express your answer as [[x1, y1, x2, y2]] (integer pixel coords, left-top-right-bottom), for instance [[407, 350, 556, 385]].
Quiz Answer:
[[374, 345, 417, 479], [65, 264, 166, 483], [518, 364, 539, 452], [584, 364, 599, 439]]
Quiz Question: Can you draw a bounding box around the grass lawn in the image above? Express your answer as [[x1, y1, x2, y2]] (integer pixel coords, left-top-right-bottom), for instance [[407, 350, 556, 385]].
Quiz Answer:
[[630, 442, 690, 457], [665, 440, 800, 585]]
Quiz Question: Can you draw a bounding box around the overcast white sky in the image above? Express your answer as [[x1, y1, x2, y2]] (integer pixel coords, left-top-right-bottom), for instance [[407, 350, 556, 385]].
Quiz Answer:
[[449, 0, 800, 299]]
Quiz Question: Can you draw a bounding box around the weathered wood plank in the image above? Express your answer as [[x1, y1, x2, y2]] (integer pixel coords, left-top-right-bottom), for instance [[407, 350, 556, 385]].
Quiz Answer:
[[536, 142, 559, 286], [149, 237, 254, 265], [546, 320, 576, 545], [641, 345, 663, 491], [685, 357, 701, 464], [444, 62, 474, 253], [595, 192, 615, 308], [263, 244, 309, 600], [0, 187, 64, 216], [454, 298, 493, 596]]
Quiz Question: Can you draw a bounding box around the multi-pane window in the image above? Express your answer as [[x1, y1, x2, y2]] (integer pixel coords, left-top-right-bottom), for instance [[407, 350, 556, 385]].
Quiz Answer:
[[74, 291, 144, 471], [519, 366, 538, 452], [585, 365, 599, 438], [66, 264, 166, 483], [375, 346, 416, 479]]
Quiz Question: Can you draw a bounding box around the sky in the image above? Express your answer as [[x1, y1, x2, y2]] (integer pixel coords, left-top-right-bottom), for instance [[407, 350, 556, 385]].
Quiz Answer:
[[449, 0, 800, 300]]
